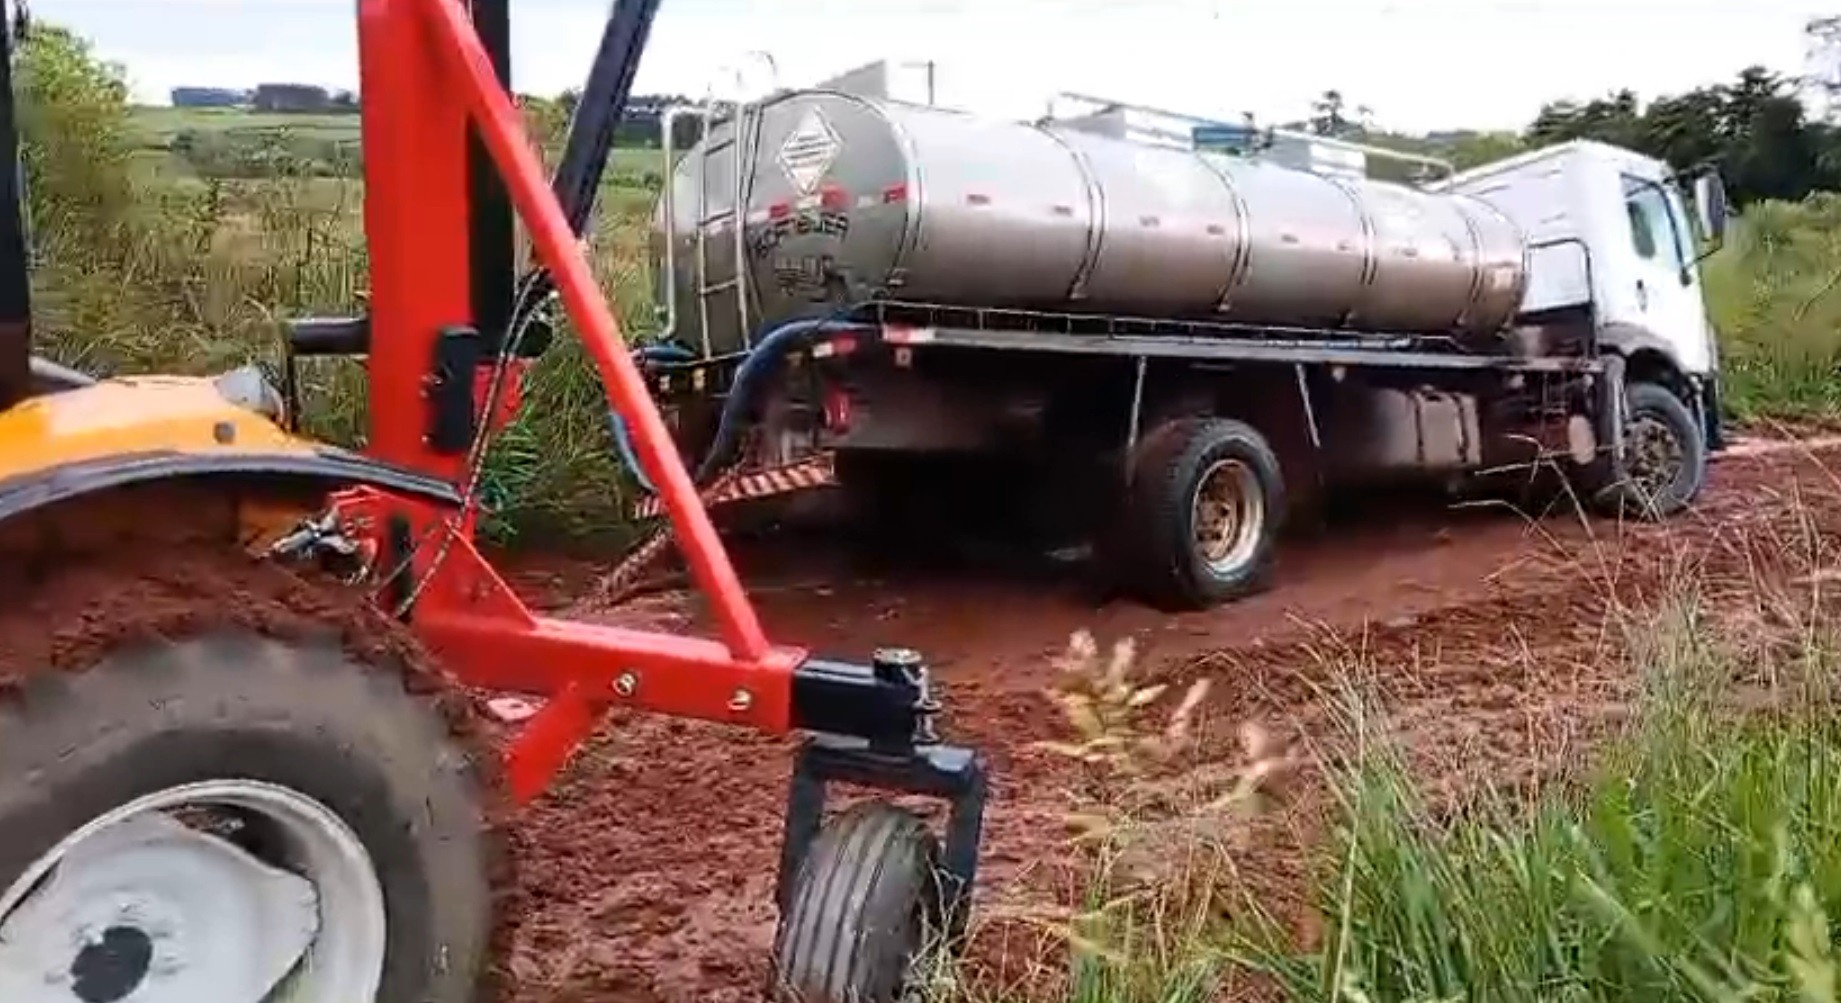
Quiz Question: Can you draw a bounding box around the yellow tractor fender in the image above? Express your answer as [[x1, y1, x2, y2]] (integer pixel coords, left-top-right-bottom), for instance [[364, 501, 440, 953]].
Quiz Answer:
[[0, 369, 460, 541]]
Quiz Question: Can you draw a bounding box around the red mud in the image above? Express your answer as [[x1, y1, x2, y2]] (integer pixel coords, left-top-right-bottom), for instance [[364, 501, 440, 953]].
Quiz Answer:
[[493, 436, 1841, 1002]]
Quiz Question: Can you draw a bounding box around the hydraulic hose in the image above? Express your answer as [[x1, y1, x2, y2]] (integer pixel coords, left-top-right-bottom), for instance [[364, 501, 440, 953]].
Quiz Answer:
[[611, 342, 695, 495], [612, 316, 872, 497]]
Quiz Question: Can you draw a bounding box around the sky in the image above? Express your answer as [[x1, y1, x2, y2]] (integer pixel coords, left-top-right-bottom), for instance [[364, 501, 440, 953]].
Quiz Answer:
[[34, 0, 1831, 133]]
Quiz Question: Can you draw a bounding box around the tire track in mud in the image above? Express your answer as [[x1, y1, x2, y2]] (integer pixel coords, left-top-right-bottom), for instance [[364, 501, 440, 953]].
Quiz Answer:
[[492, 440, 1841, 1003]]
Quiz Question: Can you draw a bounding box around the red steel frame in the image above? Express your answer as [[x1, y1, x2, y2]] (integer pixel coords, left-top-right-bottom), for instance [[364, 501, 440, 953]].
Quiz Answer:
[[351, 0, 804, 801]]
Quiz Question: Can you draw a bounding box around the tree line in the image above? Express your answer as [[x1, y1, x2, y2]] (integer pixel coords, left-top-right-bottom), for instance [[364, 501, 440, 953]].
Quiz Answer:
[[1309, 66, 1834, 206]]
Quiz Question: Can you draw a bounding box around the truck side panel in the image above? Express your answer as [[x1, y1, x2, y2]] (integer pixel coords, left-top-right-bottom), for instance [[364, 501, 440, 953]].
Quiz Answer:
[[1448, 150, 1593, 315]]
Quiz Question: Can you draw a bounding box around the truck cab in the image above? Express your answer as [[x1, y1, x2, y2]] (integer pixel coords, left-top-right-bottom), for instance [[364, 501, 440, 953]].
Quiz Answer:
[[1439, 140, 1728, 447]]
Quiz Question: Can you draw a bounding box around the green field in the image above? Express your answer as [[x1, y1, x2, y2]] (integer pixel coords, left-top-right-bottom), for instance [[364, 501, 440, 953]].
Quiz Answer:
[[130, 105, 361, 144], [127, 104, 666, 183]]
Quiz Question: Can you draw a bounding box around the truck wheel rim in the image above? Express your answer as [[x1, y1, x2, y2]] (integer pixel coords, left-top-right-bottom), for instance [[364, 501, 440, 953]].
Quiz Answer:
[[1629, 413, 1685, 503], [0, 780, 386, 1003], [1192, 457, 1264, 576]]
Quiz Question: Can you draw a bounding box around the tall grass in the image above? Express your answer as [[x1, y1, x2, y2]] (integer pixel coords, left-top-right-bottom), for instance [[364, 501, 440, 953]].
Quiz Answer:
[[1232, 598, 1841, 1003], [998, 581, 1841, 1003], [15, 24, 660, 543], [1704, 195, 1841, 422]]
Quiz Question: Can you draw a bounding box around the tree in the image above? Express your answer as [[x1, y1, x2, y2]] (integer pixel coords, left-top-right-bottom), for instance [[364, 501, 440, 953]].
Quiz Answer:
[[1310, 89, 1354, 138], [1527, 90, 1643, 149], [1517, 68, 1841, 207], [1444, 131, 1527, 170], [12, 24, 137, 252]]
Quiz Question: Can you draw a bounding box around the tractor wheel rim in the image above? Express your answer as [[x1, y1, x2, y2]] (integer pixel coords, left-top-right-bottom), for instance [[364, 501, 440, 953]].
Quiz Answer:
[[1628, 412, 1685, 503], [1192, 457, 1264, 576], [0, 779, 385, 1003]]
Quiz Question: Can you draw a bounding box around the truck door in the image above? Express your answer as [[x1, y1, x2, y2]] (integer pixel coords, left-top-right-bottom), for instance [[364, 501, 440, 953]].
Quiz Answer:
[[1617, 174, 1715, 375]]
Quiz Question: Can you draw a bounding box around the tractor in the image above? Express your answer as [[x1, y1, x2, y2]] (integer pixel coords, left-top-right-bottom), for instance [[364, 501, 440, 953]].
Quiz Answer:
[[0, 1, 987, 1000]]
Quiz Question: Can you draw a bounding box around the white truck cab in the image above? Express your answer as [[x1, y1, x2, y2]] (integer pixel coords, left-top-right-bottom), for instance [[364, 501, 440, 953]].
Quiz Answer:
[[1439, 140, 1730, 445]]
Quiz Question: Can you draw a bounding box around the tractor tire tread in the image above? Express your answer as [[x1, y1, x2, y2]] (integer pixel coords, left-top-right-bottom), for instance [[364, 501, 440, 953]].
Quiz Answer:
[[0, 546, 502, 1003]]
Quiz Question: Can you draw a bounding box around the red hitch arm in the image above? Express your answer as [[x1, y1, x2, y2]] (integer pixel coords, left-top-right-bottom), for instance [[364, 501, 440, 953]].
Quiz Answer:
[[353, 0, 805, 801], [411, 0, 769, 662], [348, 6, 988, 929]]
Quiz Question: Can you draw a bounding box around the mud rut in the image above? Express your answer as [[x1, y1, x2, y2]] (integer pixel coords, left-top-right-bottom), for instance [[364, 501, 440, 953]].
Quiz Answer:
[[491, 437, 1841, 1003]]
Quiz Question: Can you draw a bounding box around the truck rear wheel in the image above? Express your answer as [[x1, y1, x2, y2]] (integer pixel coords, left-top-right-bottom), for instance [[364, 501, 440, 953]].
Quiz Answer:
[[1593, 380, 1707, 519], [0, 578, 496, 1002], [1113, 417, 1285, 610]]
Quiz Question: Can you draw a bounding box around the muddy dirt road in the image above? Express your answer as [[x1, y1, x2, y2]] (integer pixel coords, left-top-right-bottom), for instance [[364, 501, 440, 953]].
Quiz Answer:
[[492, 437, 1841, 1003]]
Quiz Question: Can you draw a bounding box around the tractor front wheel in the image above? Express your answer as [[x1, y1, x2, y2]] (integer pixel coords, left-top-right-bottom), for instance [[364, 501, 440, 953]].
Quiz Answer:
[[0, 625, 497, 1003]]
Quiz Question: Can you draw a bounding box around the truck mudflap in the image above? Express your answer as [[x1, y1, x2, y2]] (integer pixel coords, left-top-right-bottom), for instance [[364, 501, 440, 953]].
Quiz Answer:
[[1699, 375, 1726, 452], [629, 452, 837, 521]]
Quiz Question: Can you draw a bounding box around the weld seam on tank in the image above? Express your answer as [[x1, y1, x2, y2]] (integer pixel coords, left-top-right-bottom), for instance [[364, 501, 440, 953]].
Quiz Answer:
[[1037, 127, 1106, 302], [1459, 194, 1531, 334], [859, 95, 926, 295], [1495, 196, 1535, 324], [1192, 153, 1253, 314], [1453, 202, 1489, 331], [1326, 175, 1379, 330]]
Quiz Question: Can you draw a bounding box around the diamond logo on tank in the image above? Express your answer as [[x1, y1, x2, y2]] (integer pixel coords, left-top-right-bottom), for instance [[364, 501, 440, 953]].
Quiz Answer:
[[777, 108, 842, 195]]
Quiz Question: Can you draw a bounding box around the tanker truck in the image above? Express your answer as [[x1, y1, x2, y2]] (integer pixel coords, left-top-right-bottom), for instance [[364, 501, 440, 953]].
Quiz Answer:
[[628, 84, 1730, 611]]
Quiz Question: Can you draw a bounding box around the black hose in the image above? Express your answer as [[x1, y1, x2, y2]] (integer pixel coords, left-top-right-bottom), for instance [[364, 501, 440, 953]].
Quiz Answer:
[[612, 316, 874, 495]]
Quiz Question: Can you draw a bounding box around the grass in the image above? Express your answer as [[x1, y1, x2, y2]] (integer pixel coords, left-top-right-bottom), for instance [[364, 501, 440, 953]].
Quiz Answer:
[[995, 563, 1841, 1003], [130, 106, 364, 145], [964, 430, 1841, 1003], [1705, 194, 1841, 422], [1237, 607, 1841, 1003]]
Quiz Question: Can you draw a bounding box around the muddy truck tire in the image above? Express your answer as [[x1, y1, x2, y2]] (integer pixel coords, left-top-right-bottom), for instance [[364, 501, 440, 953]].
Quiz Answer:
[[0, 552, 499, 1003], [1108, 416, 1286, 611], [1588, 380, 1709, 520]]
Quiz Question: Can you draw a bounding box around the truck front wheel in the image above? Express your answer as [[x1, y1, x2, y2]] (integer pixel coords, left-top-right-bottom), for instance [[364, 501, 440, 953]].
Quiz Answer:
[[1112, 417, 1285, 610], [1594, 380, 1708, 519]]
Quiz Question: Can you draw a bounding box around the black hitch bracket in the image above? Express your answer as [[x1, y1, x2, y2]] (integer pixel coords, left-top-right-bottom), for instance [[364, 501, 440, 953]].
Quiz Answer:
[[778, 647, 989, 941], [777, 735, 988, 942]]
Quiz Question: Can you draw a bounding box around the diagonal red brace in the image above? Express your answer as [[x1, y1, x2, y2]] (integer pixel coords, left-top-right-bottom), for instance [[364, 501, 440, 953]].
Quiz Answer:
[[409, 0, 770, 663]]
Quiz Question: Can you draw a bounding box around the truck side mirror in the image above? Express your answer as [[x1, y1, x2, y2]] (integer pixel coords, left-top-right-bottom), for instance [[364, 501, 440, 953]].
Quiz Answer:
[[1694, 171, 1728, 246]]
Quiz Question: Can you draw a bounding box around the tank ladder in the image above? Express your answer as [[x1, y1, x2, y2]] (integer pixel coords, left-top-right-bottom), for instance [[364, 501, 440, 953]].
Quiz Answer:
[[692, 52, 778, 356]]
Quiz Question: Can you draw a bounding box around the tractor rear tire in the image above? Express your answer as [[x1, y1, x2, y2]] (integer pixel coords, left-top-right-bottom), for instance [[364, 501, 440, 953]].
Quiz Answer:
[[771, 802, 946, 1003], [0, 627, 496, 1003]]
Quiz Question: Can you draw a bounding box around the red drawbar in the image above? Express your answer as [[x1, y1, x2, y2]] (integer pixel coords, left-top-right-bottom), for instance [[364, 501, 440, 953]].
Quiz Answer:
[[353, 0, 801, 801]]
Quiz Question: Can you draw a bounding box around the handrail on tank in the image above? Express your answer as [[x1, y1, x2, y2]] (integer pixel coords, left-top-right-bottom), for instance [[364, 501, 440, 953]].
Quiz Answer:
[[1048, 90, 1221, 127], [1264, 126, 1455, 180], [673, 50, 779, 359], [1047, 89, 1456, 181], [656, 103, 707, 355]]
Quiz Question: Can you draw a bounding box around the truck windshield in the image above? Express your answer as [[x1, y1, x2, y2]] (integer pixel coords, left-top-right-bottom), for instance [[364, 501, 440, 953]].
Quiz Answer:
[[1623, 175, 1690, 274]]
